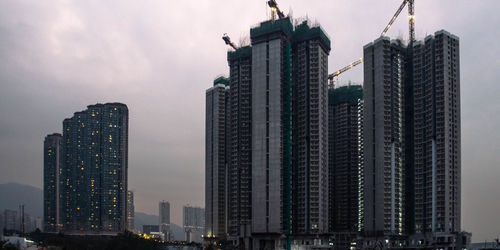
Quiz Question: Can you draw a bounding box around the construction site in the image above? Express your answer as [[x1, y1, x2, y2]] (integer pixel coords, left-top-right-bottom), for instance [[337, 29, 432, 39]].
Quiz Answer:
[[205, 0, 469, 249]]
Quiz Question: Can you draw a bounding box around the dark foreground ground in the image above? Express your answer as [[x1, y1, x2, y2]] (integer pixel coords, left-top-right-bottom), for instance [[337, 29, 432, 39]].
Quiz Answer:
[[3, 230, 203, 250]]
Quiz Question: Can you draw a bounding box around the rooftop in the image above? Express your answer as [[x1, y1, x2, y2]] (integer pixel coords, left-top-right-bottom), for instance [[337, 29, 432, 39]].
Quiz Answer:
[[328, 85, 364, 105]]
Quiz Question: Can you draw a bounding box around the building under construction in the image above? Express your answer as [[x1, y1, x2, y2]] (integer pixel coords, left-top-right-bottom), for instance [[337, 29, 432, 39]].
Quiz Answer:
[[211, 13, 332, 249], [227, 46, 253, 242], [291, 20, 331, 237], [327, 85, 364, 248], [206, 0, 470, 249], [411, 30, 462, 246], [360, 30, 467, 249], [363, 37, 408, 239]]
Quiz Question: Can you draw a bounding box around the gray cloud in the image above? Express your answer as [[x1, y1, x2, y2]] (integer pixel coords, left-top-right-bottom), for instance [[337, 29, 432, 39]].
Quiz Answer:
[[0, 0, 499, 241]]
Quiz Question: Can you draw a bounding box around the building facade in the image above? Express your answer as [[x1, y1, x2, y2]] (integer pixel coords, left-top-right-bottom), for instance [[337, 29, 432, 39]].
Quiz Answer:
[[411, 30, 461, 241], [55, 103, 129, 233], [205, 77, 230, 238], [363, 37, 407, 238], [159, 201, 171, 240], [207, 17, 332, 249], [250, 18, 293, 249], [291, 21, 330, 235], [43, 133, 62, 232], [3, 209, 18, 231], [127, 191, 134, 231], [0, 213, 3, 235], [361, 30, 463, 248], [143, 225, 160, 235], [183, 206, 205, 243], [227, 46, 253, 244], [328, 86, 363, 236]]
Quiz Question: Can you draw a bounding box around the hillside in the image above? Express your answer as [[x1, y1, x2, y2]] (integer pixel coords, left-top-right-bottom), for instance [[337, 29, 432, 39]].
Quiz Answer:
[[0, 182, 43, 217]]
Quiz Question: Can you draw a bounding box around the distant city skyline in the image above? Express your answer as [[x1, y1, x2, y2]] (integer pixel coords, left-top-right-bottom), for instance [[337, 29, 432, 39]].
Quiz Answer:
[[1, 0, 500, 242]]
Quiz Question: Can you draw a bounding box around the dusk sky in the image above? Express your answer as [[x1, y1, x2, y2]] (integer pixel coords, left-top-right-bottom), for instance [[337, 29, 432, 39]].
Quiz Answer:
[[0, 0, 499, 242]]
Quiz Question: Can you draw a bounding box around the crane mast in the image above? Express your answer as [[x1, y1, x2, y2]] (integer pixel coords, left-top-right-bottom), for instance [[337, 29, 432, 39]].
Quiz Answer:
[[408, 0, 415, 44]]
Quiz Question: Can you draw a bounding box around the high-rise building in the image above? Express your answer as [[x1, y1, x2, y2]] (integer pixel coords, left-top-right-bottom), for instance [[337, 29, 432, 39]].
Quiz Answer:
[[22, 213, 33, 233], [159, 201, 171, 240], [58, 103, 129, 233], [205, 77, 230, 238], [250, 18, 293, 248], [291, 21, 331, 235], [363, 37, 407, 237], [35, 217, 43, 231], [183, 206, 205, 243], [412, 30, 461, 236], [127, 191, 134, 231], [43, 133, 62, 232], [361, 30, 463, 248], [4, 209, 18, 231], [208, 17, 332, 249], [227, 46, 253, 243], [0, 212, 3, 235], [328, 85, 363, 237]]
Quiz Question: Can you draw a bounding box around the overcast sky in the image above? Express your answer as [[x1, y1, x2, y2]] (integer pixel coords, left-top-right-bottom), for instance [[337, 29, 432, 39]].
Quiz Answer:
[[0, 0, 499, 242]]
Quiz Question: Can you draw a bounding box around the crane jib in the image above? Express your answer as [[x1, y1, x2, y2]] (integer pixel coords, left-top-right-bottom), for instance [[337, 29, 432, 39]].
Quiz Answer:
[[330, 0, 415, 84]]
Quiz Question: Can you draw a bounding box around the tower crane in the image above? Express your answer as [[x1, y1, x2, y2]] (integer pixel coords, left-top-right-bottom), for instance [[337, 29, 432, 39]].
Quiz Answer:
[[222, 33, 238, 50], [267, 0, 285, 20], [328, 0, 415, 88]]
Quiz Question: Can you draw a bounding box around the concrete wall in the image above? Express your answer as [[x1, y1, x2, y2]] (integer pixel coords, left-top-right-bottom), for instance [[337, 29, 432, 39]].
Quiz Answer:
[[252, 38, 283, 234]]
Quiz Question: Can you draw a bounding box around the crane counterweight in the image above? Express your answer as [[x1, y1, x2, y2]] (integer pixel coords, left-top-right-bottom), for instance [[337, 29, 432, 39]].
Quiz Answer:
[[267, 0, 285, 20], [222, 33, 238, 50]]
